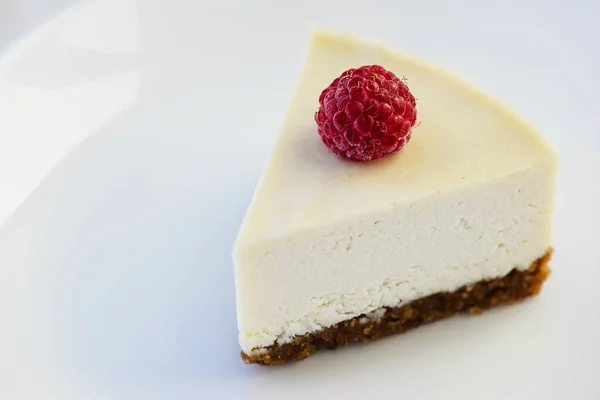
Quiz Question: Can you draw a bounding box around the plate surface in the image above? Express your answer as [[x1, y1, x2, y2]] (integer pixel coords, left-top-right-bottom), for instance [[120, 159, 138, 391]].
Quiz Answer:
[[1, 0, 599, 399]]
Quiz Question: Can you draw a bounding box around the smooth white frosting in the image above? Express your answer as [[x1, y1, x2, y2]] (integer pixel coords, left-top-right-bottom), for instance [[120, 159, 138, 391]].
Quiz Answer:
[[233, 30, 559, 353]]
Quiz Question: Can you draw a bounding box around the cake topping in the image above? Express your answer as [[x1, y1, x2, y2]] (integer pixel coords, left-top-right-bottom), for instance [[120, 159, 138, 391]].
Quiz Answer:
[[315, 65, 417, 162]]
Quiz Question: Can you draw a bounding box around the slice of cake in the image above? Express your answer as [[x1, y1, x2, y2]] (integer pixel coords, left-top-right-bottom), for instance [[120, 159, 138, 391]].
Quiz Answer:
[[233, 29, 559, 365]]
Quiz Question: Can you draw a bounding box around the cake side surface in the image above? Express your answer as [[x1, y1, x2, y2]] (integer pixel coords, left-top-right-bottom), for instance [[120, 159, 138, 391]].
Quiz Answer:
[[235, 161, 557, 353], [242, 249, 552, 365]]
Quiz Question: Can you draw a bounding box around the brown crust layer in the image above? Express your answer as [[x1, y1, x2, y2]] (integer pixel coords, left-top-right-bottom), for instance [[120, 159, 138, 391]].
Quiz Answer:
[[241, 249, 552, 365]]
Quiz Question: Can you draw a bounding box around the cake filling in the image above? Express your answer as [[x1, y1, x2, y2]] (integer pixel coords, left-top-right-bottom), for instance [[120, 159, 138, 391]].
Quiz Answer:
[[236, 162, 556, 353]]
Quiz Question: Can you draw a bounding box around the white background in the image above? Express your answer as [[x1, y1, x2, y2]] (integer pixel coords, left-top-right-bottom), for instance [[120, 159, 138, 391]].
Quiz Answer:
[[0, 0, 75, 49], [0, 0, 599, 399]]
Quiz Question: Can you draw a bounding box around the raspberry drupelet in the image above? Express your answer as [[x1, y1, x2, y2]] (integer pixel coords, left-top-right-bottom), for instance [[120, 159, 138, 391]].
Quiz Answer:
[[314, 65, 417, 162]]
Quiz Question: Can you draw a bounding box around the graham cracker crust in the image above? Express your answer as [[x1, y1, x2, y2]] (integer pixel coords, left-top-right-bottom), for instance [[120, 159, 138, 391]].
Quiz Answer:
[[241, 249, 552, 365]]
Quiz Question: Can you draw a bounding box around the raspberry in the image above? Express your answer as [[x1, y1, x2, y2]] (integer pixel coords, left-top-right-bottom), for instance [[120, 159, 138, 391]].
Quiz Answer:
[[314, 65, 417, 162]]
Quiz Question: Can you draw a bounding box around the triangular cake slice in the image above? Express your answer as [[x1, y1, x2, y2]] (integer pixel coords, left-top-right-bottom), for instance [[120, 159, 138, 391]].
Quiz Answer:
[[233, 29, 559, 365]]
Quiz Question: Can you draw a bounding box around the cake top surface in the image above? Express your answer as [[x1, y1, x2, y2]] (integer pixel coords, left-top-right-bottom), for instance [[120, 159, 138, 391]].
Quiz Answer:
[[236, 30, 558, 244]]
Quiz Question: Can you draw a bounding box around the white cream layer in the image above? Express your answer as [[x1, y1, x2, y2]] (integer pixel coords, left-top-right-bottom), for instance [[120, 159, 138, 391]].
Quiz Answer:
[[233, 30, 559, 353]]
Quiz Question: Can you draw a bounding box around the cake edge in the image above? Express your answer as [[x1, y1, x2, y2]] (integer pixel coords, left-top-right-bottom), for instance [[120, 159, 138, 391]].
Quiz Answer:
[[241, 249, 552, 365]]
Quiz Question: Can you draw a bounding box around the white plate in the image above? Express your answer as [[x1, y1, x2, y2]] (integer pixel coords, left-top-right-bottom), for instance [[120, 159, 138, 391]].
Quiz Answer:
[[1, 0, 599, 399]]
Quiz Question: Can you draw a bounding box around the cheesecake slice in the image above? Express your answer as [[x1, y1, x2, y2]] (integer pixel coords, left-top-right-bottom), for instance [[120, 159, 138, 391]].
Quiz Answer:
[[233, 30, 559, 365]]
